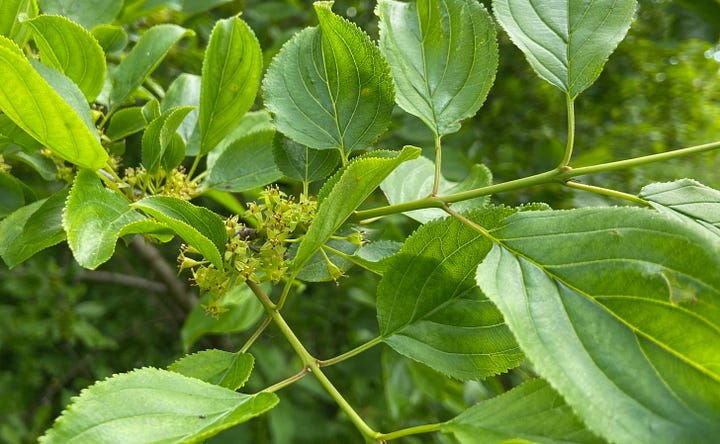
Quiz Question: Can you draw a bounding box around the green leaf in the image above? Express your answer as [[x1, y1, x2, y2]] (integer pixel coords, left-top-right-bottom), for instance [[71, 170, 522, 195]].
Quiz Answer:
[[203, 128, 283, 193], [63, 169, 147, 269], [170, 350, 254, 391], [0, 37, 107, 169], [105, 106, 146, 141], [443, 379, 603, 443], [493, 0, 636, 98], [199, 15, 262, 155], [377, 0, 498, 135], [263, 1, 395, 157], [378, 208, 523, 380], [25, 14, 106, 101], [39, 367, 278, 444], [109, 24, 194, 110], [37, 0, 123, 30], [0, 172, 25, 217], [91, 24, 128, 53], [181, 283, 265, 351], [273, 134, 341, 184], [131, 196, 227, 270], [381, 156, 492, 223], [142, 106, 195, 173], [6, 150, 57, 180], [352, 239, 401, 275], [640, 179, 720, 235], [162, 73, 201, 152], [0, 0, 38, 45], [180, 0, 233, 15], [293, 145, 420, 270], [476, 207, 720, 444], [0, 188, 68, 268]]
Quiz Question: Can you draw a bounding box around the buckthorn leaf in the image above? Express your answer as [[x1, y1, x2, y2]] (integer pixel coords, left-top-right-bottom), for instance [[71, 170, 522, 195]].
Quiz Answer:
[[37, 0, 122, 30], [0, 0, 37, 45], [199, 15, 262, 155], [169, 350, 254, 391], [476, 207, 720, 443], [263, 1, 395, 158], [141, 105, 195, 174], [377, 0, 498, 135], [39, 368, 278, 444], [493, 0, 636, 98], [24, 14, 106, 101]]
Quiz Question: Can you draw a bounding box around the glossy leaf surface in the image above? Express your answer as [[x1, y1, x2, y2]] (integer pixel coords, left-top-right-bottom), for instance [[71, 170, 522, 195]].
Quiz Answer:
[[25, 14, 106, 101], [37, 0, 122, 29], [0, 37, 107, 169], [476, 207, 720, 444], [169, 350, 254, 391], [0, 0, 37, 44], [0, 188, 68, 268], [263, 1, 394, 156], [141, 106, 195, 173], [493, 0, 636, 98], [378, 208, 523, 380], [199, 15, 262, 155], [293, 145, 420, 270], [377, 0, 498, 135], [443, 379, 602, 443], [39, 367, 278, 444], [109, 24, 194, 110], [132, 196, 227, 270]]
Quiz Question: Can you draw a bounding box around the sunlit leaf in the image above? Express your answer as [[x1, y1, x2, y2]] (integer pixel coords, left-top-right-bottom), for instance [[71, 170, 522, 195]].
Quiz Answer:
[[141, 106, 195, 173], [377, 0, 498, 135], [476, 207, 720, 443], [37, 0, 122, 29], [0, 0, 38, 45], [170, 350, 254, 391], [640, 179, 720, 236], [39, 367, 278, 444], [493, 0, 636, 97]]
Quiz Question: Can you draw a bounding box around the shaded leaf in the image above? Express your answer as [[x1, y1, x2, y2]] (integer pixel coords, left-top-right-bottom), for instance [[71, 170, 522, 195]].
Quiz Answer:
[[25, 14, 106, 100], [272, 134, 340, 183], [378, 208, 523, 380], [0, 36, 107, 169], [640, 179, 720, 236], [263, 2, 394, 157], [170, 350, 254, 391], [39, 367, 278, 444], [105, 106, 146, 141], [443, 379, 603, 443], [162, 73, 201, 152], [91, 24, 128, 53], [381, 156, 492, 223], [37, 0, 122, 30], [181, 283, 265, 351], [0, 188, 68, 268], [109, 24, 194, 110], [476, 207, 720, 444], [199, 15, 262, 155], [293, 145, 420, 270], [493, 0, 636, 98], [0, 172, 25, 217], [377, 0, 498, 135], [131, 196, 227, 270], [141, 105, 195, 173]]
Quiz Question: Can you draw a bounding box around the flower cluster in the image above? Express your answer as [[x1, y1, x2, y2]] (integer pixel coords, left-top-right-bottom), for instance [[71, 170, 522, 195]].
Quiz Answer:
[[123, 165, 197, 201], [178, 187, 317, 317]]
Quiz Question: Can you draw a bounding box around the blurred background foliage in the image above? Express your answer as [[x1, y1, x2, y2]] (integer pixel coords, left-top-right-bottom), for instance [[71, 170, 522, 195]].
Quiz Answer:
[[1, 0, 719, 442]]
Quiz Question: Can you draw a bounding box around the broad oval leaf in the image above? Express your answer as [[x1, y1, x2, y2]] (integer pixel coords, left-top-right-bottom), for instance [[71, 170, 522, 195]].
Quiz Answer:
[[0, 37, 107, 169], [493, 0, 636, 98], [109, 24, 194, 110], [169, 350, 254, 391], [37, 0, 123, 30], [443, 378, 603, 443], [63, 169, 147, 269], [199, 15, 262, 155], [381, 156, 492, 223], [263, 1, 395, 157], [39, 367, 278, 444], [377, 0, 498, 135], [131, 196, 227, 270], [378, 208, 523, 380], [0, 188, 68, 268], [293, 145, 420, 270], [476, 207, 720, 444], [25, 14, 106, 101]]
